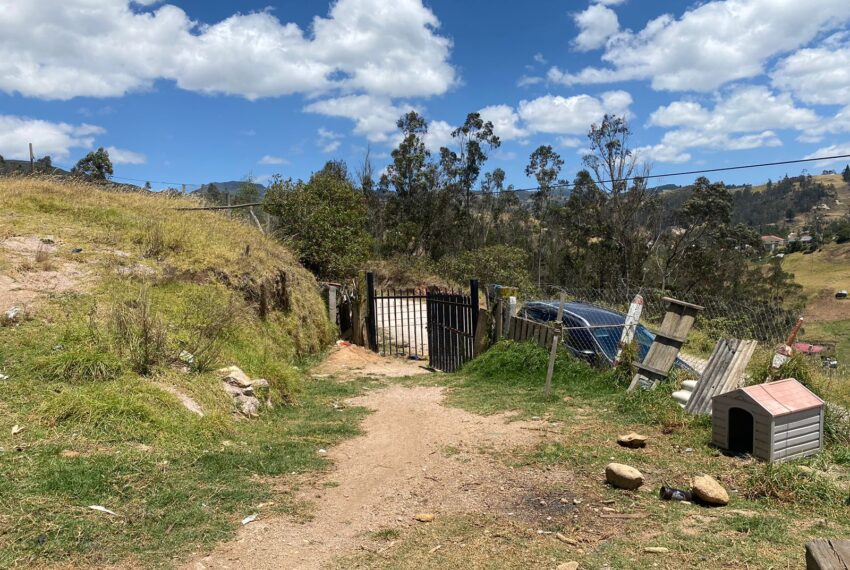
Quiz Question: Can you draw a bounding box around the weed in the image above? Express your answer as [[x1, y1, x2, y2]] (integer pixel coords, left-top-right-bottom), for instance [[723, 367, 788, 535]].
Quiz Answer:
[[107, 288, 168, 375], [725, 513, 789, 541], [370, 528, 401, 541], [743, 461, 844, 505]]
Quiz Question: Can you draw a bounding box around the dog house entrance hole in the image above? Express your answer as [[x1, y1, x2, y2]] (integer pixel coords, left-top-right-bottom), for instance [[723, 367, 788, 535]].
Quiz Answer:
[[728, 407, 754, 454]]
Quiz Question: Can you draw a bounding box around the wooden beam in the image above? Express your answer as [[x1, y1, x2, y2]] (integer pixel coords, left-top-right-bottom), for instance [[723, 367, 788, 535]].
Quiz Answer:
[[175, 202, 263, 211]]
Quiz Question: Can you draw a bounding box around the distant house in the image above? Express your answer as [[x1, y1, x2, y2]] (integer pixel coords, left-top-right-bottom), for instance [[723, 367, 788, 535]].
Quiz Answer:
[[761, 235, 785, 252]]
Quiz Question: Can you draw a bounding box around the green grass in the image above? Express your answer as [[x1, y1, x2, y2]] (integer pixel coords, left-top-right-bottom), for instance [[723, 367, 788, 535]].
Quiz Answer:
[[0, 179, 341, 567], [419, 342, 850, 569], [0, 376, 369, 568]]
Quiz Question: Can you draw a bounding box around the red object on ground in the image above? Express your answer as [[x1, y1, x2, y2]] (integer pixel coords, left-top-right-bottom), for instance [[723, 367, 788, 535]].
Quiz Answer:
[[792, 342, 824, 354]]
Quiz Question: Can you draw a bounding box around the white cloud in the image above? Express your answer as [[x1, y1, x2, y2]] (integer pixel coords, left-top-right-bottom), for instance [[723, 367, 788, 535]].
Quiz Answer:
[[558, 136, 583, 148], [533, 53, 547, 64], [517, 75, 544, 87], [305, 95, 415, 142], [573, 4, 619, 51], [105, 146, 146, 164], [804, 143, 850, 166], [518, 90, 632, 135], [258, 155, 288, 165], [317, 127, 344, 153], [595, 0, 626, 5], [648, 86, 820, 133], [640, 86, 830, 163], [550, 0, 850, 92], [0, 115, 104, 161], [423, 120, 455, 152], [0, 0, 456, 101], [772, 38, 850, 105], [638, 130, 782, 164], [478, 104, 528, 141]]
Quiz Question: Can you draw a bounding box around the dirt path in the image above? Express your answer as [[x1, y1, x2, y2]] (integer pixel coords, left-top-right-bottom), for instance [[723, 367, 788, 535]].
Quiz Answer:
[[188, 383, 556, 570]]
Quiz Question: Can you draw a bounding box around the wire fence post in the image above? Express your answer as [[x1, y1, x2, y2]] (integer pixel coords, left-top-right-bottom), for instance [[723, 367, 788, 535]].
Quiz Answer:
[[544, 293, 566, 398]]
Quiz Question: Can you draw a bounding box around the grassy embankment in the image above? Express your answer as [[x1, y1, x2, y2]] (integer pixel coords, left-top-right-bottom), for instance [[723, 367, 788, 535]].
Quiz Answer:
[[0, 178, 367, 567], [782, 242, 850, 365], [348, 342, 850, 569]]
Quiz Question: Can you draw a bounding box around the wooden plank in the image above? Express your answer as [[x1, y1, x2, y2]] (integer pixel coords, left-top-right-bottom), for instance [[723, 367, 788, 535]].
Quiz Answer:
[[806, 539, 850, 569]]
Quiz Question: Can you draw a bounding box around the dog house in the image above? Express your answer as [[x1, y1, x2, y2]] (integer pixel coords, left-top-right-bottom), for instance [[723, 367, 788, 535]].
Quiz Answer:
[[712, 378, 824, 462]]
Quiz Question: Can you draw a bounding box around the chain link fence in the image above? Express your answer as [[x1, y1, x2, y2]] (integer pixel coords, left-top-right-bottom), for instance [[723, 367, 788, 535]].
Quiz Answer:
[[529, 284, 848, 379]]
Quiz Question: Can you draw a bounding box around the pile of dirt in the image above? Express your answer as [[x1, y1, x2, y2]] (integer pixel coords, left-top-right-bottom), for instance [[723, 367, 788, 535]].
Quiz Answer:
[[311, 343, 431, 379]]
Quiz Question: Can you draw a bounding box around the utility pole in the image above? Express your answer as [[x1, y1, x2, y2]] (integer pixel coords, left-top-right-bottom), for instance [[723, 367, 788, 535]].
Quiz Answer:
[[29, 143, 34, 173]]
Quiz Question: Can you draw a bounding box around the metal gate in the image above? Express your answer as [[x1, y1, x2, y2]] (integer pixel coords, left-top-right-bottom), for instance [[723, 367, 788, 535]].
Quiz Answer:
[[426, 282, 479, 372], [365, 273, 479, 372]]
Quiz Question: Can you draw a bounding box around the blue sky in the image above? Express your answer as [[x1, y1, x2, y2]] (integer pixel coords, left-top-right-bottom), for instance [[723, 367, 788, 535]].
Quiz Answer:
[[2, 0, 850, 190]]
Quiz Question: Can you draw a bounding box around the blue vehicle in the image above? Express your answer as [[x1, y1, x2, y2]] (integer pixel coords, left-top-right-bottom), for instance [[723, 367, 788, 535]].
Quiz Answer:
[[520, 300, 695, 372]]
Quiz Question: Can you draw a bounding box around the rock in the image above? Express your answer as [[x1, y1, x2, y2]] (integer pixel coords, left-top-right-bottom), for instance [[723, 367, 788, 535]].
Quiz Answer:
[[644, 547, 669, 554], [605, 463, 644, 490], [556, 562, 579, 570], [252, 378, 270, 389], [3, 307, 22, 324], [555, 533, 577, 545], [179, 350, 195, 364], [237, 395, 260, 417], [11, 425, 23, 435], [219, 365, 252, 388], [414, 513, 435, 522], [0, 373, 9, 381], [61, 450, 81, 458], [617, 432, 648, 448], [691, 475, 729, 506]]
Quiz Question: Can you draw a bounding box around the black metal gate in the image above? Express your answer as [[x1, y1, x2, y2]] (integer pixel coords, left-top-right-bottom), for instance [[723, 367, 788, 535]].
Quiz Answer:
[[426, 282, 479, 372], [365, 273, 479, 372]]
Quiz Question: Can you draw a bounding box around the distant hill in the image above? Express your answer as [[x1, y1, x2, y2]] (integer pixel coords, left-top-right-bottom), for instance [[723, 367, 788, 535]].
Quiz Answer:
[[0, 158, 71, 176]]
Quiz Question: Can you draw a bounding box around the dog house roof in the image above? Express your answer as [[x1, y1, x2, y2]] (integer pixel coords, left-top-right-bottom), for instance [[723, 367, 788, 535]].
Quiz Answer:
[[738, 378, 824, 417]]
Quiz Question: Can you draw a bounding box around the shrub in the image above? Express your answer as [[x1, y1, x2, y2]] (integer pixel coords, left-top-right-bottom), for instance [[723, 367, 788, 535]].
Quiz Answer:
[[438, 244, 534, 292], [107, 289, 169, 375]]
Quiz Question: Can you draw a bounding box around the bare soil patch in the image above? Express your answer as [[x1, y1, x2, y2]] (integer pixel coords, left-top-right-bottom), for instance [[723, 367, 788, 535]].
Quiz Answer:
[[0, 236, 89, 311], [311, 343, 431, 380], [187, 384, 582, 569], [804, 288, 850, 322]]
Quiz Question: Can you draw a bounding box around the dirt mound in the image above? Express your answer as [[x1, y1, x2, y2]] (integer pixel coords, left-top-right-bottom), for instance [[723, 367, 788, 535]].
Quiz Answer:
[[311, 343, 431, 379], [187, 385, 566, 570]]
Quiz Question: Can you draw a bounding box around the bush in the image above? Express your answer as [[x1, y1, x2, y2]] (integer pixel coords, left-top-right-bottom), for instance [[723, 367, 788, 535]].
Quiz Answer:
[[438, 244, 534, 291], [107, 289, 169, 375], [264, 163, 373, 280]]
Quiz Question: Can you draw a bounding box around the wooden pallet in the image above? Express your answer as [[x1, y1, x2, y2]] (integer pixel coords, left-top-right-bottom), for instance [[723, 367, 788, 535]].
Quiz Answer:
[[684, 339, 758, 414], [628, 297, 703, 391]]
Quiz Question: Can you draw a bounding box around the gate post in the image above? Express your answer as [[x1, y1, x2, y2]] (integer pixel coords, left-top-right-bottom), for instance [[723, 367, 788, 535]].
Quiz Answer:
[[365, 272, 378, 352], [470, 279, 480, 355]]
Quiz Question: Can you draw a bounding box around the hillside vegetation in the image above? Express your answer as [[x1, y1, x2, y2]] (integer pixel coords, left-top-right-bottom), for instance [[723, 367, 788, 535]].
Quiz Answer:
[[0, 177, 348, 566]]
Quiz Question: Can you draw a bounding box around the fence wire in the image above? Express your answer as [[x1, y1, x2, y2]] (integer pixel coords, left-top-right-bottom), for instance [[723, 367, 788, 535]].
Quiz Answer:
[[536, 284, 848, 378]]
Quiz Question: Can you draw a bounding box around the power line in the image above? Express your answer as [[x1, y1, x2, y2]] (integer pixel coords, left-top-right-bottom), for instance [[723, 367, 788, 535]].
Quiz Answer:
[[107, 152, 850, 194], [487, 153, 850, 195]]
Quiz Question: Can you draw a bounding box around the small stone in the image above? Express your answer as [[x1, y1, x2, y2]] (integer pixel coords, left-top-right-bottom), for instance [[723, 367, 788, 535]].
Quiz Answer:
[[219, 365, 252, 388], [318, 449, 327, 454], [11, 425, 23, 435], [572, 498, 582, 505], [236, 395, 260, 417], [644, 547, 669, 554], [605, 463, 644, 490], [617, 432, 648, 448], [557, 562, 579, 570], [414, 513, 435, 522], [61, 450, 81, 458], [691, 475, 729, 506], [251, 378, 270, 389], [555, 533, 577, 545]]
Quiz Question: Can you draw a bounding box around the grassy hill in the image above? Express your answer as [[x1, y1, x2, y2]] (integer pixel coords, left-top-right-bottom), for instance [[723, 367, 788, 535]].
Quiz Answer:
[[0, 177, 353, 566], [782, 242, 850, 363]]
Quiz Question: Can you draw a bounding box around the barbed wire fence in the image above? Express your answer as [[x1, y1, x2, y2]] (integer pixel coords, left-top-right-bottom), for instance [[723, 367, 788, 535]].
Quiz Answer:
[[538, 284, 849, 380]]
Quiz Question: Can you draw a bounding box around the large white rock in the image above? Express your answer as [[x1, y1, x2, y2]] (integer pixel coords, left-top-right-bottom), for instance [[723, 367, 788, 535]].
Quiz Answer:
[[605, 463, 644, 490], [691, 475, 729, 505]]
